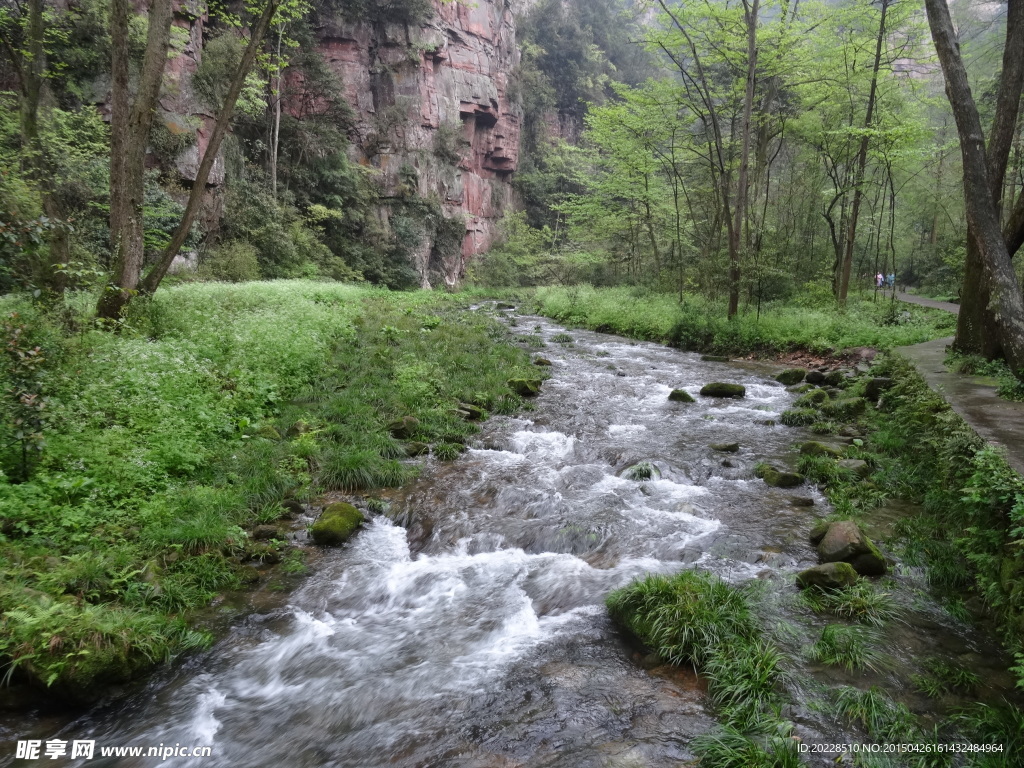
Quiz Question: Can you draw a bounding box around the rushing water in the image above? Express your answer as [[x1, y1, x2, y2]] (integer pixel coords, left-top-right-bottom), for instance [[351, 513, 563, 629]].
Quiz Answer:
[[3, 311, 1016, 767]]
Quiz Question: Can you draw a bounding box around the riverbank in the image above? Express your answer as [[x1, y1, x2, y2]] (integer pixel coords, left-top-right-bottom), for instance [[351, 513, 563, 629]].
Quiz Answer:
[[0, 282, 537, 704], [529, 286, 957, 358]]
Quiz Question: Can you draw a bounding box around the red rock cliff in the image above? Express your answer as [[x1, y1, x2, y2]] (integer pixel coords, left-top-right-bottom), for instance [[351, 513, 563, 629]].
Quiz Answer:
[[311, 1, 522, 288]]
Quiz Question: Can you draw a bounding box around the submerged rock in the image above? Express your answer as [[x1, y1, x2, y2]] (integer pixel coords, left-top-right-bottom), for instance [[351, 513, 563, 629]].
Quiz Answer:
[[796, 562, 859, 590], [508, 378, 542, 397], [310, 502, 364, 546], [700, 382, 746, 398], [710, 442, 740, 453], [776, 368, 807, 386], [534, 357, 553, 366], [668, 388, 696, 403], [790, 496, 816, 508]]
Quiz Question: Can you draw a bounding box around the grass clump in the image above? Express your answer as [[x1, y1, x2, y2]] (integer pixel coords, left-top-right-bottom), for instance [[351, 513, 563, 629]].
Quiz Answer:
[[832, 685, 917, 742], [607, 570, 797, 763], [911, 657, 981, 698], [798, 582, 898, 627], [808, 624, 886, 671]]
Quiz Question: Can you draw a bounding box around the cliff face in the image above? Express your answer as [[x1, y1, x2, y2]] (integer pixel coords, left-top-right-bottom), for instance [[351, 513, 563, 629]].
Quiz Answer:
[[311, 1, 522, 287]]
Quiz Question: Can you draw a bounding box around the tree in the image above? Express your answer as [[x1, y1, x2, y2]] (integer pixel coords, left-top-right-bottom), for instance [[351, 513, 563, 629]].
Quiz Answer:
[[97, 0, 287, 320], [925, 0, 1024, 373]]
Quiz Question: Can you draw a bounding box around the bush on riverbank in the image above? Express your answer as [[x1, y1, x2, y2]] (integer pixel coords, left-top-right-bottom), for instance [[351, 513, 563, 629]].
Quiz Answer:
[[531, 286, 955, 355], [0, 282, 533, 698]]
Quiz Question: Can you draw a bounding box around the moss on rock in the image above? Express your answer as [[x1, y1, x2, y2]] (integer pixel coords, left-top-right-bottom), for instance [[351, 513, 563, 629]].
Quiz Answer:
[[508, 378, 542, 397], [700, 382, 746, 398], [310, 502, 364, 546], [776, 368, 807, 386], [668, 388, 696, 403]]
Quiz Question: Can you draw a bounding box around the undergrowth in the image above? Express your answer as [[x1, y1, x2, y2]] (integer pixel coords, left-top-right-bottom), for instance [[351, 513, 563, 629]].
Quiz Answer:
[[0, 281, 535, 696]]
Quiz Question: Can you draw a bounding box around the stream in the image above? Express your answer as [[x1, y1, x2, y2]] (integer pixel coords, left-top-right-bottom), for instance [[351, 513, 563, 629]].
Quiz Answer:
[[2, 309, 1017, 767]]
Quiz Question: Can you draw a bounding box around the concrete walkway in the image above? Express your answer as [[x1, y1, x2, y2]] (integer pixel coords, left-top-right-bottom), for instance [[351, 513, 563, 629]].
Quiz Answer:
[[895, 292, 960, 314], [893, 296, 1024, 477]]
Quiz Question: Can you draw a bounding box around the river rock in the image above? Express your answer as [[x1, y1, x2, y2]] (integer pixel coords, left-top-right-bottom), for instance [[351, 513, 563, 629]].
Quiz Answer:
[[533, 357, 553, 366], [387, 415, 419, 439], [252, 525, 279, 541], [710, 442, 740, 453], [310, 502, 364, 546], [755, 464, 805, 488], [508, 378, 542, 397], [809, 521, 831, 544], [776, 368, 807, 386], [787, 383, 815, 394], [794, 389, 829, 408], [668, 389, 696, 403], [700, 382, 746, 398], [405, 441, 430, 457], [800, 441, 844, 459], [458, 402, 486, 420], [805, 370, 826, 384], [816, 521, 887, 575], [796, 562, 859, 590], [837, 458, 871, 478], [823, 370, 846, 387], [790, 496, 816, 507], [865, 377, 894, 401], [820, 397, 867, 420]]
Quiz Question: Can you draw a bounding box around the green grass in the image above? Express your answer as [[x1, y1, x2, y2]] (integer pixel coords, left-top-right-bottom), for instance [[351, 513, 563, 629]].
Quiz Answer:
[[798, 582, 899, 627], [0, 281, 535, 696], [606, 570, 797, 764], [832, 686, 917, 742], [808, 624, 886, 671], [532, 286, 955, 355]]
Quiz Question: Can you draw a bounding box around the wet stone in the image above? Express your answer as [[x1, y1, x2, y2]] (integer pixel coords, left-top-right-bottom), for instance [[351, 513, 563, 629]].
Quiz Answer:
[[838, 458, 871, 478], [700, 382, 746, 398], [710, 442, 740, 452], [776, 368, 807, 386], [534, 357, 553, 366], [806, 370, 826, 384], [388, 415, 419, 439], [790, 496, 816, 508], [668, 389, 696, 403], [800, 441, 844, 458], [796, 562, 859, 590], [252, 525, 279, 541]]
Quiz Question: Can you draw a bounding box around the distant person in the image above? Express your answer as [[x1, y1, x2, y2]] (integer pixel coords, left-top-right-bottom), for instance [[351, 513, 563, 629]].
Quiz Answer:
[[887, 273, 895, 289], [876, 273, 884, 288]]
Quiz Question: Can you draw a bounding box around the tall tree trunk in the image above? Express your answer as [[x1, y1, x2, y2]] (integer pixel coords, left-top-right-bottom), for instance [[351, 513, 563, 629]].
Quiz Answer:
[[728, 0, 759, 319], [926, 0, 1024, 373], [97, 0, 175, 321], [951, 0, 1024, 357], [838, 0, 888, 305], [141, 0, 283, 295]]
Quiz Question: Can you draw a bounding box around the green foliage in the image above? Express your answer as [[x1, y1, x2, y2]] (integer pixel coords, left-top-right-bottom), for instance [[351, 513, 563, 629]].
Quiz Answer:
[[832, 686, 918, 742], [532, 287, 955, 354], [808, 624, 886, 672], [911, 657, 981, 698], [798, 582, 898, 627], [199, 241, 262, 282], [0, 282, 533, 694]]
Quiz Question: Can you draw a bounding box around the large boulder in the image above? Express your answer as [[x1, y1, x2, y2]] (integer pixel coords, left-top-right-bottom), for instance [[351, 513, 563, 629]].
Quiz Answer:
[[776, 368, 807, 386], [700, 382, 746, 398], [816, 520, 887, 575], [796, 562, 860, 590], [668, 389, 696, 403], [310, 502, 364, 546], [837, 458, 871, 478], [805, 370, 826, 384], [508, 378, 543, 397]]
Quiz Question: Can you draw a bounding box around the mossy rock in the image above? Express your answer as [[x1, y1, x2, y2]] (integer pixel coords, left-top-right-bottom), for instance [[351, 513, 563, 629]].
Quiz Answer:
[[787, 383, 815, 394], [800, 441, 844, 459], [710, 442, 740, 453], [253, 424, 282, 440], [775, 368, 806, 386], [849, 539, 887, 576], [790, 496, 815, 507], [755, 464, 805, 488], [508, 378, 542, 397], [310, 502, 364, 546], [387, 415, 419, 440], [405, 441, 430, 457], [533, 357, 553, 366], [805, 370, 826, 384], [458, 402, 486, 421], [781, 408, 819, 427], [837, 458, 871, 478], [823, 370, 846, 387], [700, 382, 746, 398], [820, 398, 867, 420], [794, 389, 830, 408], [796, 562, 859, 590], [809, 521, 831, 545], [865, 377, 894, 401], [668, 388, 696, 403], [701, 354, 731, 362], [816, 521, 887, 575]]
